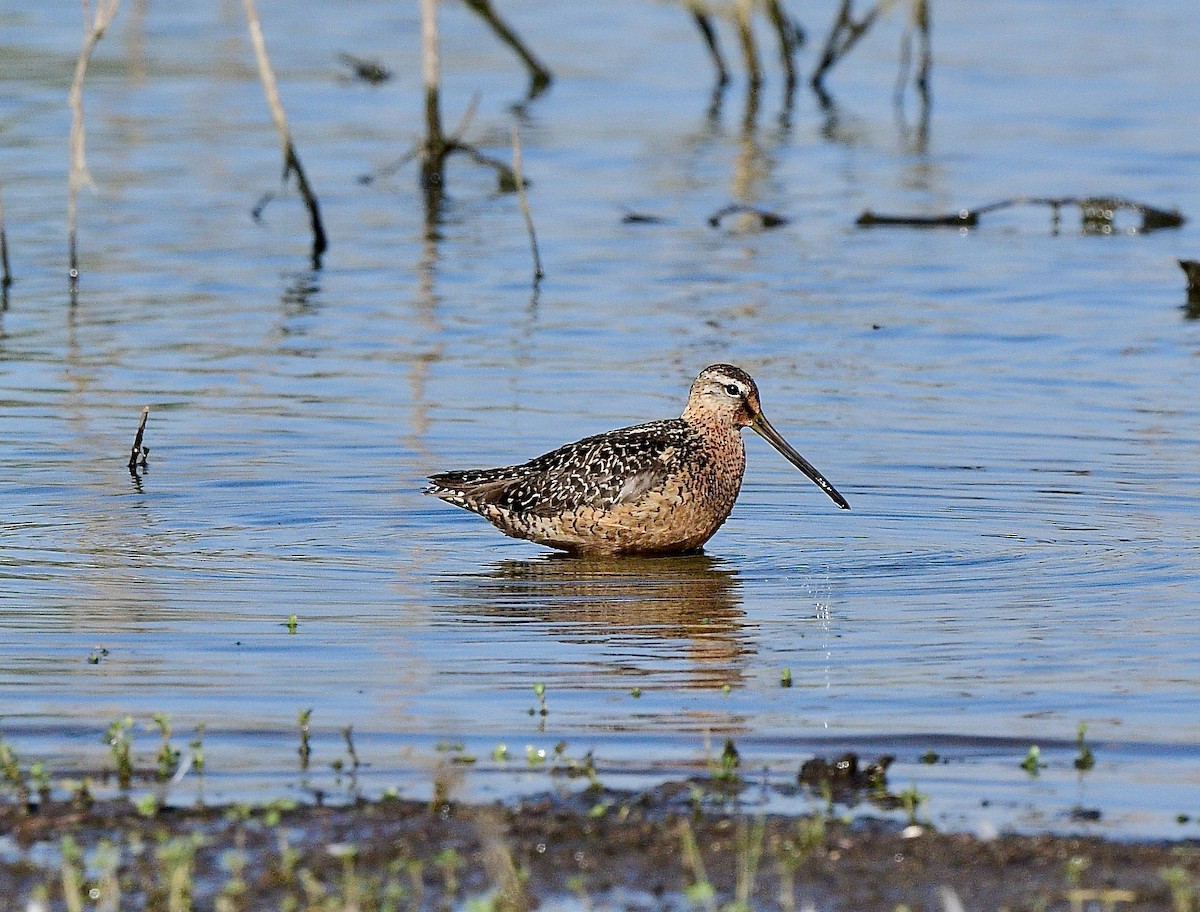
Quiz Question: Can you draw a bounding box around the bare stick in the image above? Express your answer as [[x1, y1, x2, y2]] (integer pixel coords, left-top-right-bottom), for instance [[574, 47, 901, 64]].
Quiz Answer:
[[460, 0, 552, 98], [0, 179, 11, 288], [68, 0, 122, 292], [510, 126, 542, 283], [763, 0, 800, 92], [128, 405, 150, 470], [242, 0, 328, 264]]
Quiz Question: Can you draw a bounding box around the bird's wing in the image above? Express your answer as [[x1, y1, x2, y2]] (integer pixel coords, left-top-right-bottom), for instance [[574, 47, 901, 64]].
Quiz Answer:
[[489, 420, 697, 517]]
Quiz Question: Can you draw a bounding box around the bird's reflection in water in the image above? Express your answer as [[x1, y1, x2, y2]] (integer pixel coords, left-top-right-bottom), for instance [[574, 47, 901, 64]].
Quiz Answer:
[[442, 553, 750, 690]]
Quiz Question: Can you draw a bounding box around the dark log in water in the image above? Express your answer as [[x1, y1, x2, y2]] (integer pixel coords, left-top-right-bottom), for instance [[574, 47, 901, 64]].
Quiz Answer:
[[857, 197, 1185, 234]]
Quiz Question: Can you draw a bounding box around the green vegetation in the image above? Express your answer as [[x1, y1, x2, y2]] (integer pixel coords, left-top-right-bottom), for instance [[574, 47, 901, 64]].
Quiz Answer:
[[106, 716, 136, 789], [898, 783, 927, 827], [531, 682, 548, 717], [152, 713, 181, 781], [1021, 744, 1043, 776]]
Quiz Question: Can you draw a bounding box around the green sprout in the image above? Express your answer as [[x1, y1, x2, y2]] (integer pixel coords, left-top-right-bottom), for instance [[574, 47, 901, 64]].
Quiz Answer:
[[152, 713, 181, 781], [1074, 723, 1095, 771], [898, 783, 928, 826], [1020, 744, 1044, 776], [106, 717, 135, 790]]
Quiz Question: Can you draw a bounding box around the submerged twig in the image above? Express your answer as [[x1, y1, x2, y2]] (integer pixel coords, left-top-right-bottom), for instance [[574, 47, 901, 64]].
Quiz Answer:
[[243, 0, 328, 266], [857, 196, 1185, 234], [359, 94, 480, 186], [68, 0, 123, 294], [128, 406, 149, 471], [461, 0, 552, 98], [511, 126, 542, 283]]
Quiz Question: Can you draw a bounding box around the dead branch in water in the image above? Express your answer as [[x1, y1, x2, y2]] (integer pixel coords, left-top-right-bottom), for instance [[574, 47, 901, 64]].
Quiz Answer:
[[419, 0, 446, 212], [0, 179, 11, 289], [358, 94, 479, 186], [128, 405, 150, 471], [417, 0, 519, 225], [68, 0, 122, 295], [811, 0, 890, 99], [242, 0, 328, 267], [812, 0, 932, 113], [461, 0, 552, 99], [857, 196, 1186, 234], [511, 127, 542, 284]]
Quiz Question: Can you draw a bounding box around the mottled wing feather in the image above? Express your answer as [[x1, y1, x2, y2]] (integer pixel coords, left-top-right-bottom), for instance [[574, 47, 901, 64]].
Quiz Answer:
[[428, 420, 702, 517]]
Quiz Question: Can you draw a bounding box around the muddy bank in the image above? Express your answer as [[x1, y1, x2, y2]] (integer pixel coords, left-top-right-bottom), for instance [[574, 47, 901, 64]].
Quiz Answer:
[[2, 782, 1198, 911]]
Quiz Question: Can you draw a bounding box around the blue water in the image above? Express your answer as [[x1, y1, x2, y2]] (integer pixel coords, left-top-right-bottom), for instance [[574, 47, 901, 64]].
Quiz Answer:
[[1, 0, 1198, 836]]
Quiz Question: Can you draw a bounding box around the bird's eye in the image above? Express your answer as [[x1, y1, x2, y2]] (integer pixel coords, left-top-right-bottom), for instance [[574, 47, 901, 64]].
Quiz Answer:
[[724, 383, 740, 397]]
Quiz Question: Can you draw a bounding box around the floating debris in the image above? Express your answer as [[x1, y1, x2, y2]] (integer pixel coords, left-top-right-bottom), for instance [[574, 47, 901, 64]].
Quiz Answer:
[[798, 752, 893, 796], [709, 203, 789, 231], [338, 52, 392, 85], [621, 210, 667, 224]]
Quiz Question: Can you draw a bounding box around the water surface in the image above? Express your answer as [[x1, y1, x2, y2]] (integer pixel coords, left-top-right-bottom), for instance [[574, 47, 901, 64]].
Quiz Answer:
[[1, 0, 1198, 836]]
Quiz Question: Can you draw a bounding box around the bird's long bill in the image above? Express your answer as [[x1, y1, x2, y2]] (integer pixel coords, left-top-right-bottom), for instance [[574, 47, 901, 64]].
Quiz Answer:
[[750, 412, 851, 510]]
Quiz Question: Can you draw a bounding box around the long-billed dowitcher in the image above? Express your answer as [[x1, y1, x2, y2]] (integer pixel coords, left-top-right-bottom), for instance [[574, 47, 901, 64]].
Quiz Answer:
[[426, 364, 849, 555]]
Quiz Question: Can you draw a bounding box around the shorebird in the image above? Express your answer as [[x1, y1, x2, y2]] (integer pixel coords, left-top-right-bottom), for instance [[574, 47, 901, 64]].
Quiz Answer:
[[426, 364, 849, 555]]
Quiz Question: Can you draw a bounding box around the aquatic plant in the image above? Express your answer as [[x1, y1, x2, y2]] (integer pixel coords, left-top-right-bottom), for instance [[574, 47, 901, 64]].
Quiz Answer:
[[898, 783, 927, 827], [0, 739, 29, 808], [152, 713, 181, 781], [1020, 745, 1043, 776], [297, 708, 313, 770]]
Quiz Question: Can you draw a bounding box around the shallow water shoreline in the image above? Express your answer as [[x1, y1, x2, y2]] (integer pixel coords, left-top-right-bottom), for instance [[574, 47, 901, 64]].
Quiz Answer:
[[3, 784, 1199, 911]]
